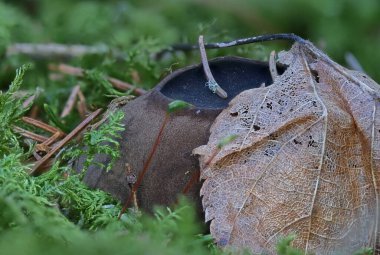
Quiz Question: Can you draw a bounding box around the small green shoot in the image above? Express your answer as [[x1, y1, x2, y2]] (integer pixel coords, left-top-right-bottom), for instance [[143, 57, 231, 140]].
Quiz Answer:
[[167, 100, 193, 114]]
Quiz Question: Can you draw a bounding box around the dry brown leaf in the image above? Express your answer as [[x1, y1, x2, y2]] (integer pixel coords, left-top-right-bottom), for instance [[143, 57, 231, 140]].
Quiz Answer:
[[194, 43, 380, 254]]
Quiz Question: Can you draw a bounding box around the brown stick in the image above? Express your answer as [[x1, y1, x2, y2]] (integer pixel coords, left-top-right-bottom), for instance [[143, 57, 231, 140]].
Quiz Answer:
[[49, 63, 147, 95], [30, 109, 102, 176]]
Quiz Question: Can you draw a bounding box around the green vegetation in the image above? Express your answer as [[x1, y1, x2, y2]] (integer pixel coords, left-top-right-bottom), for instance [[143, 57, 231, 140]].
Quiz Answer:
[[0, 0, 377, 254]]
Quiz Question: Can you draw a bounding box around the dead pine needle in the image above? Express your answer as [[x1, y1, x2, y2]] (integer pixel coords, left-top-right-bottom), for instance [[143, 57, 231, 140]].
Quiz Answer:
[[61, 85, 80, 118], [30, 108, 102, 176], [22, 116, 64, 135]]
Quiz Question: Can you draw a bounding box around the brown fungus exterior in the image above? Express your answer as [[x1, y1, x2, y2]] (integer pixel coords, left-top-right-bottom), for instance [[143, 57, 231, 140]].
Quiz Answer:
[[74, 56, 275, 215]]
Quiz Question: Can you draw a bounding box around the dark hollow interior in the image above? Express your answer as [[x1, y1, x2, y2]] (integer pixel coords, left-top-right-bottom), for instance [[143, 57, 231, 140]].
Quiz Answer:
[[160, 57, 277, 109]]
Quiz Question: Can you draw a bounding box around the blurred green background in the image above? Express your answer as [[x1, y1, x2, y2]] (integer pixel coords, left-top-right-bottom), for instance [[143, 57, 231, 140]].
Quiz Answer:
[[1, 0, 379, 86]]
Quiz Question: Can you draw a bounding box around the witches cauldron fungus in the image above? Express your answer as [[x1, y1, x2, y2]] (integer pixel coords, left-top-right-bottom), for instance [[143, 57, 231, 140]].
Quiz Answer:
[[74, 56, 276, 213]]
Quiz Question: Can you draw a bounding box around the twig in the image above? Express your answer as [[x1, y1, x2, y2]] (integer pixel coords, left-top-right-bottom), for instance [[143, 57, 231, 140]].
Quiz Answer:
[[199, 35, 227, 99], [49, 63, 147, 95], [6, 43, 123, 59], [30, 109, 102, 176], [179, 33, 307, 51], [61, 85, 80, 118]]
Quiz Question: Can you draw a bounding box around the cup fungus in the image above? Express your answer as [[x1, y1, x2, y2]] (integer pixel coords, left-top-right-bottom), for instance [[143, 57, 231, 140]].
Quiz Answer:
[[74, 56, 276, 214]]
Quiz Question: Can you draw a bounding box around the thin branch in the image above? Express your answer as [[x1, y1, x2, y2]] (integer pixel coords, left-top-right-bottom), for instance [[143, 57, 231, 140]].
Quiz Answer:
[[199, 35, 227, 99], [49, 63, 147, 95], [6, 43, 123, 59], [158, 33, 306, 54]]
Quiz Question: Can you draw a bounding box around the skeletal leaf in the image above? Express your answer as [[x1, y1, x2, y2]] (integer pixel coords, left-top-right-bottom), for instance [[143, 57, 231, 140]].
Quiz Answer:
[[194, 43, 380, 255]]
